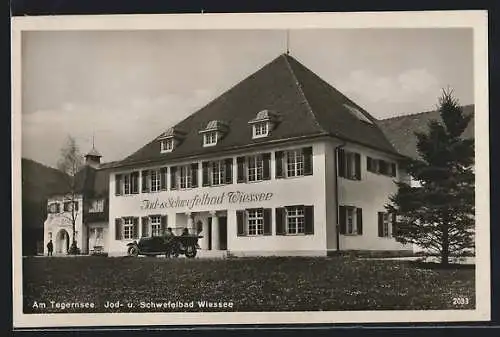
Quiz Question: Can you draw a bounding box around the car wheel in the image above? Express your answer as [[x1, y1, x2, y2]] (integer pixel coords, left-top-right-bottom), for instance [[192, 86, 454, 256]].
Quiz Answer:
[[127, 246, 139, 257], [185, 245, 197, 258]]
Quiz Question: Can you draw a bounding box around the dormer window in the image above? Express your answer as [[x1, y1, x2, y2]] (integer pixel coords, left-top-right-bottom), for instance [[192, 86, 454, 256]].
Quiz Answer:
[[160, 138, 174, 153], [199, 120, 228, 147], [253, 122, 269, 138], [249, 109, 279, 139], [203, 131, 218, 147]]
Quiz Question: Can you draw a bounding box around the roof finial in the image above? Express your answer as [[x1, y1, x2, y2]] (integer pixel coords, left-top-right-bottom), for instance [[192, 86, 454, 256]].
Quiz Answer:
[[286, 29, 290, 55], [92, 132, 95, 149]]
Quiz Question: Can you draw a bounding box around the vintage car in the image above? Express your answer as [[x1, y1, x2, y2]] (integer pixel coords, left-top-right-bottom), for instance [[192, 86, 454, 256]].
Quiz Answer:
[[126, 234, 201, 258]]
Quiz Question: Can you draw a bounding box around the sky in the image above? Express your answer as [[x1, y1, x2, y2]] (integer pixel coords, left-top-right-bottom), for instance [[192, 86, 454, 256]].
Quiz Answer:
[[21, 28, 474, 168]]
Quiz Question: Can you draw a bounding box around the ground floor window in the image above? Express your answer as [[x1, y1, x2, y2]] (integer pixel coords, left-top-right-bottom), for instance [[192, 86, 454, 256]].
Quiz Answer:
[[378, 212, 396, 237], [339, 206, 363, 235], [286, 206, 305, 234], [236, 208, 271, 236], [275, 205, 314, 235], [123, 218, 135, 239], [247, 209, 264, 236], [116, 217, 138, 240], [150, 215, 162, 237]]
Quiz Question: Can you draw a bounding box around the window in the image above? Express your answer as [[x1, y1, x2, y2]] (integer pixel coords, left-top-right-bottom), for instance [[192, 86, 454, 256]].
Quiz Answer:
[[276, 206, 314, 236], [116, 172, 139, 195], [63, 201, 78, 212], [203, 131, 218, 147], [275, 147, 312, 179], [378, 212, 396, 237], [89, 199, 104, 213], [48, 202, 60, 213], [179, 165, 192, 189], [286, 206, 305, 234], [160, 138, 174, 153], [367, 157, 397, 177], [338, 149, 361, 180], [339, 206, 363, 235], [247, 209, 264, 236], [247, 155, 264, 182], [253, 122, 269, 138], [150, 215, 162, 237], [150, 169, 161, 192], [123, 218, 135, 240], [202, 159, 232, 186], [211, 160, 226, 185]]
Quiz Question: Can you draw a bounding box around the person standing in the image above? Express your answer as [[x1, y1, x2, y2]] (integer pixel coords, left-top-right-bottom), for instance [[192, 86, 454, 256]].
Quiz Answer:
[[47, 239, 53, 256]]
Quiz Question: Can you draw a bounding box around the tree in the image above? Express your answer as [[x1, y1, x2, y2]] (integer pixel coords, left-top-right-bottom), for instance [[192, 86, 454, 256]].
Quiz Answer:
[[57, 135, 84, 254], [386, 89, 475, 265]]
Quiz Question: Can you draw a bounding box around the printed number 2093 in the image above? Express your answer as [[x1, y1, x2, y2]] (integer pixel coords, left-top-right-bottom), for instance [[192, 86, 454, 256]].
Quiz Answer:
[[453, 297, 470, 305]]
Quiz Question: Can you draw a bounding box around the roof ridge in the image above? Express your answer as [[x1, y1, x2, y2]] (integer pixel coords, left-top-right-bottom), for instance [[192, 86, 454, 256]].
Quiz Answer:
[[282, 54, 328, 135], [379, 104, 474, 122]]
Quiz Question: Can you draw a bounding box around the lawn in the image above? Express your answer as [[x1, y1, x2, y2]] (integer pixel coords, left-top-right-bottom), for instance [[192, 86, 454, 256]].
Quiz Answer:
[[22, 256, 475, 313]]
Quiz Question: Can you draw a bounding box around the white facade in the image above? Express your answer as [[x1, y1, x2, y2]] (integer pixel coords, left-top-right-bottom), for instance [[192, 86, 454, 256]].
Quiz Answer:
[[106, 138, 412, 257]]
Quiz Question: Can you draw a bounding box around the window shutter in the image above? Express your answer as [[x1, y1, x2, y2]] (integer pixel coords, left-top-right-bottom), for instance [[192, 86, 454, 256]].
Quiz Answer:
[[141, 170, 149, 193], [304, 206, 314, 234], [225, 158, 233, 184], [141, 216, 149, 237], [263, 208, 272, 235], [367, 157, 373, 172], [170, 166, 177, 190], [303, 147, 313, 176], [262, 153, 271, 180], [378, 212, 384, 237], [339, 206, 346, 234], [160, 167, 167, 190], [356, 208, 363, 235], [115, 174, 122, 195], [161, 215, 167, 235], [202, 162, 210, 187], [338, 149, 346, 178], [133, 218, 139, 239], [56, 203, 61, 213], [355, 153, 361, 180], [391, 163, 397, 177], [115, 218, 122, 240], [131, 172, 139, 194], [236, 210, 245, 236], [275, 151, 284, 178], [391, 213, 398, 236], [236, 157, 245, 183], [275, 207, 286, 235], [191, 163, 199, 187]]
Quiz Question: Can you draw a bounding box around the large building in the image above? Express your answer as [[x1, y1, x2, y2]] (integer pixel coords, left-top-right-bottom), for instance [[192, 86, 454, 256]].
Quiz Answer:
[[41, 54, 474, 257]]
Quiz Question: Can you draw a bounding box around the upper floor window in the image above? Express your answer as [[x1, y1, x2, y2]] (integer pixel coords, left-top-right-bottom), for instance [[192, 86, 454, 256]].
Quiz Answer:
[[203, 132, 218, 147], [160, 139, 174, 153], [367, 157, 397, 177], [275, 147, 313, 179], [252, 122, 269, 138], [338, 149, 361, 180], [202, 159, 233, 186], [47, 202, 60, 214], [276, 205, 314, 235], [89, 199, 105, 213], [339, 206, 363, 235], [236, 153, 271, 183], [115, 172, 139, 196], [170, 164, 198, 190], [63, 201, 79, 212], [141, 168, 167, 193]]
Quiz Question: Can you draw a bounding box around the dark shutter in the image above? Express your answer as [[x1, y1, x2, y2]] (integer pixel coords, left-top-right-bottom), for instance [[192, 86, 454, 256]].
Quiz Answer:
[[236, 210, 245, 236], [141, 170, 149, 193], [391, 213, 398, 236], [262, 153, 271, 180], [170, 166, 177, 190], [355, 153, 361, 180], [276, 207, 286, 235], [236, 157, 245, 183], [304, 206, 314, 234], [378, 212, 384, 237], [161, 215, 167, 235], [133, 217, 139, 239], [56, 203, 60, 213], [303, 147, 313, 176], [115, 174, 122, 195], [225, 158, 233, 184], [141, 216, 149, 237], [356, 208, 363, 235], [367, 157, 373, 172], [275, 151, 284, 178], [339, 206, 346, 234], [202, 162, 210, 187], [338, 149, 346, 178], [191, 163, 199, 188], [160, 167, 167, 190], [263, 208, 272, 235], [131, 172, 139, 194], [391, 163, 397, 177], [115, 218, 122, 240]]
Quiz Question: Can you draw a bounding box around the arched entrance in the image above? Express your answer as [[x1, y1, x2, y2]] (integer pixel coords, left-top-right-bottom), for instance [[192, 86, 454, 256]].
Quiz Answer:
[[56, 229, 70, 254]]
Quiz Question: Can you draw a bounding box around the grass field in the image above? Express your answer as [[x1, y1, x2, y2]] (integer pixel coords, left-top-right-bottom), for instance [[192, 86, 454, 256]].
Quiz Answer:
[[22, 256, 475, 313]]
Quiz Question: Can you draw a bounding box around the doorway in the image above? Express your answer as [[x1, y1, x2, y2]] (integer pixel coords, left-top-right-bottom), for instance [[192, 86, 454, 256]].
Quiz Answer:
[[56, 229, 70, 254]]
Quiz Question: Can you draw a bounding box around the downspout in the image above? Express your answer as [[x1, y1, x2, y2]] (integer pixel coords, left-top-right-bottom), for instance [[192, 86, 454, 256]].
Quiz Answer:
[[334, 142, 347, 252]]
